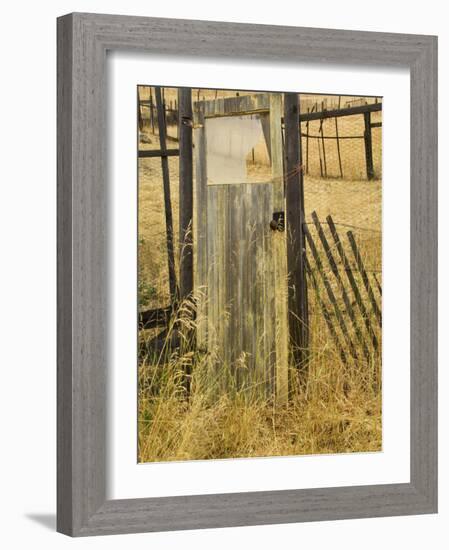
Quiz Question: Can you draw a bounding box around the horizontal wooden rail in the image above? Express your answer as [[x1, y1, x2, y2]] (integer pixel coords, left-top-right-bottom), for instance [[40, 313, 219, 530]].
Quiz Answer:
[[138, 149, 180, 158], [140, 100, 382, 124], [140, 100, 178, 111], [301, 133, 364, 140], [298, 102, 382, 122], [139, 306, 172, 329]]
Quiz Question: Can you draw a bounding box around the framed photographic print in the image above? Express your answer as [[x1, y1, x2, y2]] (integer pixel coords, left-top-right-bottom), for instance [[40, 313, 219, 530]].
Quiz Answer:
[[57, 12, 438, 536]]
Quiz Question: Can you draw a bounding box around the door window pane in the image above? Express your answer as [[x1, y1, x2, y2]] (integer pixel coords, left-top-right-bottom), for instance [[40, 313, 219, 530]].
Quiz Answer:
[[205, 113, 272, 185]]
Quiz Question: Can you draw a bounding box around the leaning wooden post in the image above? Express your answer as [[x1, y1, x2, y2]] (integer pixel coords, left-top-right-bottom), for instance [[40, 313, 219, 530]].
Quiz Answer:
[[155, 86, 178, 304], [364, 111, 374, 179], [284, 93, 309, 382], [178, 88, 194, 302], [137, 88, 143, 132], [149, 88, 155, 134]]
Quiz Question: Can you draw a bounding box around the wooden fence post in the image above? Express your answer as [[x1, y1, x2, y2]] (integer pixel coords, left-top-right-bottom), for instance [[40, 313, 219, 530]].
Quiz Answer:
[[364, 111, 374, 180], [149, 88, 155, 133], [155, 86, 178, 304], [137, 88, 143, 132], [178, 88, 194, 302], [320, 101, 328, 177], [335, 97, 343, 178], [284, 93, 309, 378], [317, 137, 323, 177], [305, 120, 309, 174]]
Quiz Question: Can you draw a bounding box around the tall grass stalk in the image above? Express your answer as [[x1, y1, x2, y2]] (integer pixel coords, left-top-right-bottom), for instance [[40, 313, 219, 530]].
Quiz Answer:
[[138, 293, 381, 463]]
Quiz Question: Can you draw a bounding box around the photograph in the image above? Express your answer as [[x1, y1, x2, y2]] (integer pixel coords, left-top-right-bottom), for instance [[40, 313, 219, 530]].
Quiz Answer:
[[0, 1, 440, 543], [137, 86, 382, 463]]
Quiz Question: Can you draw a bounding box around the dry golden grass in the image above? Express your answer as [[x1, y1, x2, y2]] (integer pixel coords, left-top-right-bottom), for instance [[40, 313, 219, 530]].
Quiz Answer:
[[138, 314, 382, 467], [139, 385, 381, 462], [138, 296, 381, 462], [137, 89, 382, 462]]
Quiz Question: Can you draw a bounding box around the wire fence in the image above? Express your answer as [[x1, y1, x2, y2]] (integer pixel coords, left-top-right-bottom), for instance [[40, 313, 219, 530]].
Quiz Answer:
[[138, 87, 382, 323]]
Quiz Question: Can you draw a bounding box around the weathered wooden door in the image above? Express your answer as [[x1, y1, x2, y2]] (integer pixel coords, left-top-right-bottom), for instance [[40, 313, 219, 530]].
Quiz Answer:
[[193, 94, 288, 402]]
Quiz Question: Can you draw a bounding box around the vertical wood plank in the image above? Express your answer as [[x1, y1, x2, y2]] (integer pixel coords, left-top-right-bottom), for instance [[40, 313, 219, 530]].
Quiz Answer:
[[206, 183, 274, 398], [193, 103, 207, 348], [335, 98, 343, 178], [317, 137, 324, 178], [155, 86, 178, 303], [178, 88, 193, 301], [284, 92, 309, 381], [137, 87, 143, 132], [149, 88, 155, 133], [305, 108, 309, 175], [364, 111, 374, 180], [57, 13, 74, 534], [270, 94, 289, 403], [319, 104, 327, 177]]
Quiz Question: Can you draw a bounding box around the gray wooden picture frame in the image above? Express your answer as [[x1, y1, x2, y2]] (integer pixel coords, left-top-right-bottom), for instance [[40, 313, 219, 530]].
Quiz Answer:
[[57, 12, 438, 537]]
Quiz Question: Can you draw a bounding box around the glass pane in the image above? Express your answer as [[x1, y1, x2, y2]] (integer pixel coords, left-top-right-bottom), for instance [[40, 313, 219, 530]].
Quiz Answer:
[[205, 113, 272, 185]]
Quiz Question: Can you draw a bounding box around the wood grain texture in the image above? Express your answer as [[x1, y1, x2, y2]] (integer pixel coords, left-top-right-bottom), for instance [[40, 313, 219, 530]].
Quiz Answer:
[[58, 12, 108, 535], [409, 34, 438, 509], [202, 94, 270, 118], [311, 212, 371, 362], [196, 93, 280, 397], [205, 183, 275, 396], [269, 93, 289, 404], [57, 14, 74, 536], [284, 93, 309, 373], [299, 102, 381, 122], [57, 12, 437, 536], [155, 86, 178, 302], [193, 104, 208, 348], [326, 214, 379, 351], [178, 88, 194, 301]]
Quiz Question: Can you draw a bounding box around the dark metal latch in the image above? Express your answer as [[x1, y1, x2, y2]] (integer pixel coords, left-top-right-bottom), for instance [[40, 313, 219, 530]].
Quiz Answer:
[[270, 211, 285, 232]]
